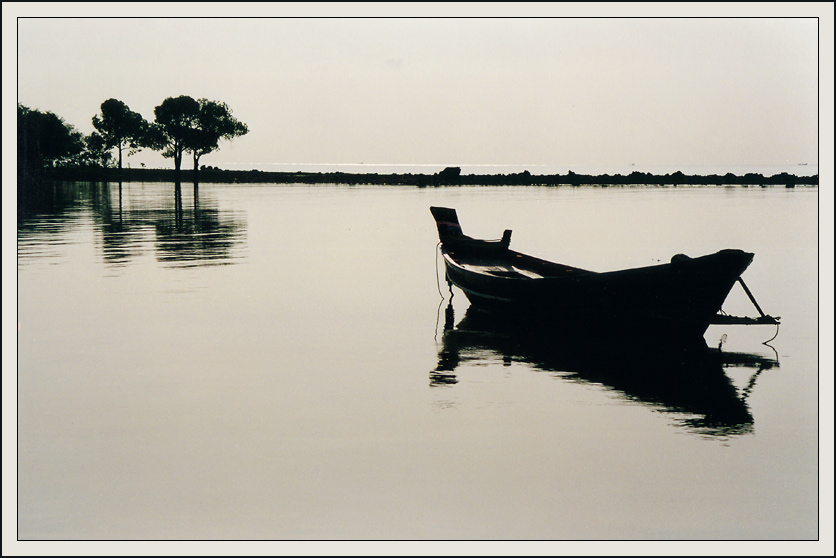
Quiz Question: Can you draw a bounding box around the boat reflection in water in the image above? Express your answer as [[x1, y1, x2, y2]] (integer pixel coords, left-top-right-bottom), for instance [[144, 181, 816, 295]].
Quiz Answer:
[[431, 302, 778, 438]]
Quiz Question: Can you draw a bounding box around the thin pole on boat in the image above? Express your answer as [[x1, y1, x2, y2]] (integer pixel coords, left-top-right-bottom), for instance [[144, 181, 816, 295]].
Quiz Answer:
[[737, 277, 766, 318], [736, 277, 781, 344]]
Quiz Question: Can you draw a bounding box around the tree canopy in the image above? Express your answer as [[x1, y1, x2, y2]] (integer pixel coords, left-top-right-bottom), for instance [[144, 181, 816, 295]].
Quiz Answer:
[[149, 95, 249, 175], [18, 104, 85, 176], [74, 131, 114, 168], [92, 99, 149, 171], [186, 99, 249, 172], [18, 96, 249, 180], [149, 95, 202, 173]]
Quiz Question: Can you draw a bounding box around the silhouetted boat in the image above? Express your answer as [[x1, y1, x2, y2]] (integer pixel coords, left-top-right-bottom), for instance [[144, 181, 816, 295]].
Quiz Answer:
[[430, 206, 779, 343]]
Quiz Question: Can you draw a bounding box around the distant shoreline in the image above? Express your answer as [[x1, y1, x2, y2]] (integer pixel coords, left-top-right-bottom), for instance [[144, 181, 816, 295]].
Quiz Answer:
[[34, 166, 818, 187]]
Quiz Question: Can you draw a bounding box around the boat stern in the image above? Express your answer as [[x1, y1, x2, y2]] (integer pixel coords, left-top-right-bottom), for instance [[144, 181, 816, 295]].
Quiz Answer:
[[430, 207, 464, 244]]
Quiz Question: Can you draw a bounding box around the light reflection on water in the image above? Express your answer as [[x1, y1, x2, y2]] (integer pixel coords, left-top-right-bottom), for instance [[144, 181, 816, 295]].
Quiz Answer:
[[16, 180, 818, 540]]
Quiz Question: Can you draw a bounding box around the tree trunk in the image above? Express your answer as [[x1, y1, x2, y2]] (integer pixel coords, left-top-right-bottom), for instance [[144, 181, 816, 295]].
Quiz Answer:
[[193, 153, 200, 188]]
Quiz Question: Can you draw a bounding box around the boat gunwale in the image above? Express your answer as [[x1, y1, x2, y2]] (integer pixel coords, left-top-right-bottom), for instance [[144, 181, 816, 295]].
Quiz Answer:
[[441, 246, 754, 283]]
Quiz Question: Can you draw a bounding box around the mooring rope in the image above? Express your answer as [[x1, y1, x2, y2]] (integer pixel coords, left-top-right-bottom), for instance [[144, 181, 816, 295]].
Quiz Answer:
[[435, 242, 445, 300], [762, 322, 780, 345]]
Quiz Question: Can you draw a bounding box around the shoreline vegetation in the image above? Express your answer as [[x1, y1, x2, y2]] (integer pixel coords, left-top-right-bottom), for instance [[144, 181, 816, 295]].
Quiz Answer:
[[17, 100, 817, 189], [38, 165, 818, 187]]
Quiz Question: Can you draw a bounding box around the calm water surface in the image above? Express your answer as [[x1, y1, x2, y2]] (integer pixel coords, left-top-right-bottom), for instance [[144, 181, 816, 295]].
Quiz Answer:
[[16, 181, 819, 540]]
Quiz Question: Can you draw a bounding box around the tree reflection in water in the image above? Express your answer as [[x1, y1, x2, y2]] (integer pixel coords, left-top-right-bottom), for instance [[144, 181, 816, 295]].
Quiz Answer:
[[17, 180, 247, 269], [154, 181, 246, 267], [431, 302, 779, 438], [95, 181, 142, 266]]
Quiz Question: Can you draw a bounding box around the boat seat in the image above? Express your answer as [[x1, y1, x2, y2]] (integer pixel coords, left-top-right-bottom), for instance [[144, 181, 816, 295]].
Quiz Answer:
[[463, 263, 544, 279]]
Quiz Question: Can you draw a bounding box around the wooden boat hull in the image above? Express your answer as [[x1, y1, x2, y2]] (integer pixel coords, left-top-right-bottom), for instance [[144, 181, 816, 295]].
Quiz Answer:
[[431, 207, 761, 341], [441, 248, 752, 338]]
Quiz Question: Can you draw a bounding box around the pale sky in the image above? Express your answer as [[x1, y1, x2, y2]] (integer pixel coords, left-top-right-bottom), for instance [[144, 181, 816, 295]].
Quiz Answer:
[[3, 6, 836, 552], [6, 5, 829, 170]]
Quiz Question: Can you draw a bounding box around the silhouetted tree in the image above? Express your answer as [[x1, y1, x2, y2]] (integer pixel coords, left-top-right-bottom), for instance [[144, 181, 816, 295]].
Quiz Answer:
[[69, 132, 114, 168], [149, 95, 201, 175], [92, 99, 150, 172], [17, 104, 84, 178], [186, 99, 249, 174]]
